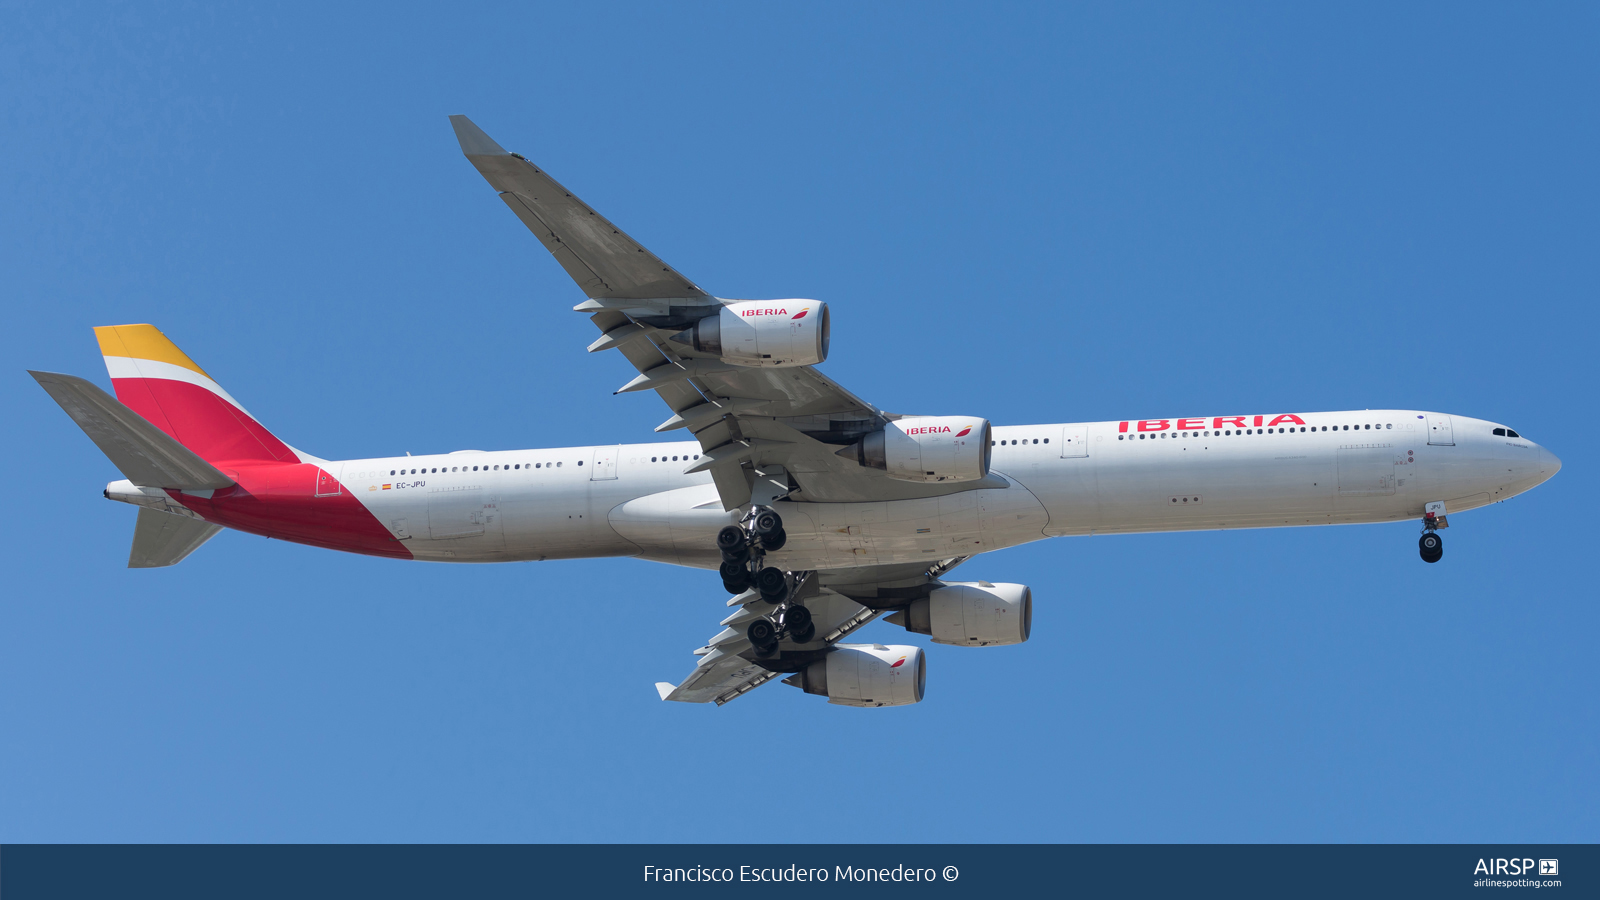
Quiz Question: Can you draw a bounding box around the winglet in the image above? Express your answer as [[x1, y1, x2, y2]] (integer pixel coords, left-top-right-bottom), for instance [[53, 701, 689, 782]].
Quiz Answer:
[[655, 682, 677, 701], [449, 115, 509, 157]]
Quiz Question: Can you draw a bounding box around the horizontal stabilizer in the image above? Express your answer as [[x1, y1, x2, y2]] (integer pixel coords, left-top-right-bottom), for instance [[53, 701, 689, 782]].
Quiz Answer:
[[129, 507, 222, 568], [30, 370, 234, 491]]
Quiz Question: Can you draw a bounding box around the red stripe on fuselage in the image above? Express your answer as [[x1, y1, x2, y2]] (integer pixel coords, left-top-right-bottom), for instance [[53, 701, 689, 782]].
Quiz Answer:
[[110, 377, 295, 464], [171, 463, 411, 560]]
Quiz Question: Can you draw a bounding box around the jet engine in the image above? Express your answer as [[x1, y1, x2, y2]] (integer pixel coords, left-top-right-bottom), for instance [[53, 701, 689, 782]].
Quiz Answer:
[[837, 416, 992, 483], [886, 582, 1032, 646], [671, 300, 830, 367], [782, 644, 926, 707]]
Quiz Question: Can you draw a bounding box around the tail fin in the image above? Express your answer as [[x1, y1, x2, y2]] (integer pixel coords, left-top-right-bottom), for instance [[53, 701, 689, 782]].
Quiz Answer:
[[94, 324, 299, 466]]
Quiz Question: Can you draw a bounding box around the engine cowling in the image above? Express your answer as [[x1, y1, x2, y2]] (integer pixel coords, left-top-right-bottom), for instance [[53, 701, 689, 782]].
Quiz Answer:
[[786, 644, 926, 707], [672, 300, 829, 367], [840, 416, 992, 483], [889, 582, 1032, 646]]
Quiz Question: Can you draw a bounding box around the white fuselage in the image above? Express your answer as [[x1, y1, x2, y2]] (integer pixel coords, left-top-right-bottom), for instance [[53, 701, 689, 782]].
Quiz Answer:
[[320, 410, 1556, 569]]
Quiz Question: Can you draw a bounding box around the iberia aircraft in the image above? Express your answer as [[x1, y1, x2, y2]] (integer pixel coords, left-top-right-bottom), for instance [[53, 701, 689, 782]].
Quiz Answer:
[[32, 116, 1563, 708]]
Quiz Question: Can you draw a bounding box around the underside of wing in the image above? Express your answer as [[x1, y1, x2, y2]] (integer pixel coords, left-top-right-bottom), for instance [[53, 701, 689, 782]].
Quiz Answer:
[[451, 115, 708, 302], [655, 557, 969, 706], [451, 116, 1003, 513], [656, 577, 885, 705]]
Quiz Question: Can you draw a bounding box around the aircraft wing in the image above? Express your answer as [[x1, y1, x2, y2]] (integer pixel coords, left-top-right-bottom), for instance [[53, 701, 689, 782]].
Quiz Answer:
[[450, 115, 709, 303], [655, 558, 968, 705], [451, 116, 1008, 512]]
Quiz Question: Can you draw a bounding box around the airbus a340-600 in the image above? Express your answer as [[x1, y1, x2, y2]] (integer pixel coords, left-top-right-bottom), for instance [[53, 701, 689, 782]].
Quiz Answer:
[[32, 116, 1562, 708]]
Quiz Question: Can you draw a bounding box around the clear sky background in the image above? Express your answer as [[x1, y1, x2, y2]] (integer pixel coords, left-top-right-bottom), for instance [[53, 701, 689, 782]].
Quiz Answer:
[[2, 3, 1595, 843]]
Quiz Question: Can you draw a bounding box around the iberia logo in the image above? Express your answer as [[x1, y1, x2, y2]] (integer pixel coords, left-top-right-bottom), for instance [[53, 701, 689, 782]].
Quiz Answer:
[[792, 308, 809, 320], [890, 655, 907, 668], [955, 426, 971, 437]]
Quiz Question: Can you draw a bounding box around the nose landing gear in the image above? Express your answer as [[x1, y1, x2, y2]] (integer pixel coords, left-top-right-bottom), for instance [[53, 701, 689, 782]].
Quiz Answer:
[[1419, 532, 1443, 563], [1419, 509, 1444, 563], [720, 506, 814, 656]]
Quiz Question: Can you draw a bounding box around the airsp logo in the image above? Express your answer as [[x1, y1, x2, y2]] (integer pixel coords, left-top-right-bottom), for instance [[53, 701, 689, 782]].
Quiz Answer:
[[1473, 858, 1553, 876]]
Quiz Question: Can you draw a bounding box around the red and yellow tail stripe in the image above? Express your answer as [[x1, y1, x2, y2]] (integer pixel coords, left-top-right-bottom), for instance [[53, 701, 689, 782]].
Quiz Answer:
[[95, 324, 299, 466]]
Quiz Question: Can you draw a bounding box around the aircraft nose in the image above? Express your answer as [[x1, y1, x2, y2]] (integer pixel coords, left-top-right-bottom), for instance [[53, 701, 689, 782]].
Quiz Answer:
[[1540, 445, 1562, 479]]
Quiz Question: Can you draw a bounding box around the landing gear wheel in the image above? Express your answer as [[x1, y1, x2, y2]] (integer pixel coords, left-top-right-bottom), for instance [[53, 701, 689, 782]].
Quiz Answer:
[[717, 526, 748, 554], [720, 561, 751, 592], [790, 622, 816, 644], [752, 508, 783, 536], [747, 618, 779, 657], [1419, 532, 1443, 563], [785, 603, 812, 633], [759, 527, 787, 552], [756, 566, 789, 601]]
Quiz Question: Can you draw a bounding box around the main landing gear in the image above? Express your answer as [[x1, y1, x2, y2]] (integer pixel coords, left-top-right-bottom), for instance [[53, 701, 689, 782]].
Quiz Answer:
[[716, 506, 812, 658], [1419, 510, 1444, 564]]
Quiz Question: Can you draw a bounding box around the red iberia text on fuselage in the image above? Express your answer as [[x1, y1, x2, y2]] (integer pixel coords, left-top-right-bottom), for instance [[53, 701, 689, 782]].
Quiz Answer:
[[1117, 414, 1309, 433]]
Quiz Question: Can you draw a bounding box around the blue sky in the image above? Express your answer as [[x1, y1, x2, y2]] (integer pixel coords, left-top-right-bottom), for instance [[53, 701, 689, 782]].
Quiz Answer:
[[2, 3, 1595, 842]]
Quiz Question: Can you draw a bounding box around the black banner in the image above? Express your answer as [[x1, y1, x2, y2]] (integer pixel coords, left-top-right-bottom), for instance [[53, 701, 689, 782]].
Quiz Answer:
[[2, 844, 1592, 898]]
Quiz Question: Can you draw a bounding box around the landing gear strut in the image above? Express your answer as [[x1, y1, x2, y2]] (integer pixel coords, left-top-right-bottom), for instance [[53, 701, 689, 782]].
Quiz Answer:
[[1419, 511, 1444, 564], [717, 506, 812, 656]]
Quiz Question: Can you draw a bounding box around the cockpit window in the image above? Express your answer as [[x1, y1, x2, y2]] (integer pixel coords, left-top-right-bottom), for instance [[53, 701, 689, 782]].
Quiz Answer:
[[1493, 428, 1505, 436], [1494, 427, 1522, 438], [1508, 429, 1520, 438]]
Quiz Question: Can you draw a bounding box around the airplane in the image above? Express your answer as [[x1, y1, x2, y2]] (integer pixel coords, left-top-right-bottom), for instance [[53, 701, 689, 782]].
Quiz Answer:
[[31, 116, 1563, 708]]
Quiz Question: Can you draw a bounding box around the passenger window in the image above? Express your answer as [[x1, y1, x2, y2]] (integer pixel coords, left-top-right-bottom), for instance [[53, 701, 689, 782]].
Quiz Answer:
[[1033, 439, 1039, 444], [578, 461, 583, 466], [1043, 438, 1049, 443]]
